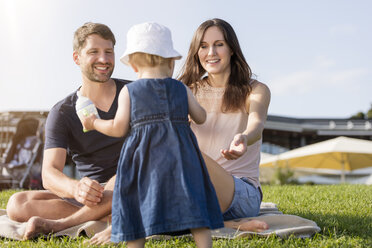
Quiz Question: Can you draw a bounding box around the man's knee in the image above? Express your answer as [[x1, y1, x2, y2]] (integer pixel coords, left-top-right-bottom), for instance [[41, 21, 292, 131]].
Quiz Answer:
[[6, 191, 30, 221], [6, 191, 57, 222]]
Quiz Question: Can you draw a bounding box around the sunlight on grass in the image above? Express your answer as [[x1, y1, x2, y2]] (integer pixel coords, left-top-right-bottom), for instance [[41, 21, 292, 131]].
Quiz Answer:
[[1, 185, 371, 247]]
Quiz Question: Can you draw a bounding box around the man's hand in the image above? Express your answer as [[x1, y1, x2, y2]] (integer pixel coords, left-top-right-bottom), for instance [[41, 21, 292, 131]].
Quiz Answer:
[[221, 133, 248, 160], [74, 177, 104, 206]]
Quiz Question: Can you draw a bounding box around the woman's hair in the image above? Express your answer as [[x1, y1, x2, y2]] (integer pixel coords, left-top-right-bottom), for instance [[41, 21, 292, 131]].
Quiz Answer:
[[178, 18, 252, 112], [73, 22, 116, 53], [129, 52, 173, 68]]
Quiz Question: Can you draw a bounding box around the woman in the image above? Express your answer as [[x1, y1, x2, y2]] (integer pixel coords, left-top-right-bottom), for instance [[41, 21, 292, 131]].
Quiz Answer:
[[179, 18, 271, 231]]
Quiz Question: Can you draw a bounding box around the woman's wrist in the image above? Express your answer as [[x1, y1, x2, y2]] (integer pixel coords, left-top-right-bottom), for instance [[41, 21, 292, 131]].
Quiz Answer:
[[241, 133, 249, 145]]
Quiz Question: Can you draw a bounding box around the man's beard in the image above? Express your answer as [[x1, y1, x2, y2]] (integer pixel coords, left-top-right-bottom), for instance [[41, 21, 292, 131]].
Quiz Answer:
[[83, 63, 114, 83]]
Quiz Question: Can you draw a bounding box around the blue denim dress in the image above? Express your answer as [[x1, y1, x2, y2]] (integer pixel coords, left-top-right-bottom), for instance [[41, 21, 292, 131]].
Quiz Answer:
[[111, 78, 224, 242]]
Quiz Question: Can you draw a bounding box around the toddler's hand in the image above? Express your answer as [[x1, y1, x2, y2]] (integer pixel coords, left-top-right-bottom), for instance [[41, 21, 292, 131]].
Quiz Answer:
[[221, 133, 248, 160], [81, 114, 97, 132]]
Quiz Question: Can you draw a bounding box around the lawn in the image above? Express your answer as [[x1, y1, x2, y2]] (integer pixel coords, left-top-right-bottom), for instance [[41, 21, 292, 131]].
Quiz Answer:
[[0, 185, 371, 247]]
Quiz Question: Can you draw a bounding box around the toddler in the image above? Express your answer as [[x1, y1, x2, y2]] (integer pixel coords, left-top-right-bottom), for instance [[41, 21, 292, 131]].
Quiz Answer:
[[81, 22, 223, 248]]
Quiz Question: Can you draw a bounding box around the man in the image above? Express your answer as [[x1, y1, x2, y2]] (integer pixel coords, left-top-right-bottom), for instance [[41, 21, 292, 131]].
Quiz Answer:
[[6, 22, 128, 235]]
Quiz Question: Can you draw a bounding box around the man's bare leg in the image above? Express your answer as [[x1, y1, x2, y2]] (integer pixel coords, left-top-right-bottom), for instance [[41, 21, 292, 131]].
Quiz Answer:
[[6, 191, 81, 222], [23, 176, 116, 240], [23, 189, 112, 240]]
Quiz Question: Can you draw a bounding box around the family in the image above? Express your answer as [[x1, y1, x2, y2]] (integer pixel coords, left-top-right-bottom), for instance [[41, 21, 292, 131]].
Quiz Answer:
[[6, 18, 271, 247]]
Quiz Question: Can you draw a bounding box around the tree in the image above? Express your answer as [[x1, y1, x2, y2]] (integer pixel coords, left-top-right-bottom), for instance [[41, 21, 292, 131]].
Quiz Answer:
[[367, 104, 372, 119], [351, 111, 365, 119]]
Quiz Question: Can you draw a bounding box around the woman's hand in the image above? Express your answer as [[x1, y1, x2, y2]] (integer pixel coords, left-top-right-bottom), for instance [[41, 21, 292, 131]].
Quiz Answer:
[[221, 133, 248, 160]]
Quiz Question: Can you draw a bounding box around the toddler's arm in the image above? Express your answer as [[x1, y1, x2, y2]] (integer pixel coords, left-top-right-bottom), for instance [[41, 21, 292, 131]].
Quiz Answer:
[[185, 86, 206, 124], [82, 86, 131, 137]]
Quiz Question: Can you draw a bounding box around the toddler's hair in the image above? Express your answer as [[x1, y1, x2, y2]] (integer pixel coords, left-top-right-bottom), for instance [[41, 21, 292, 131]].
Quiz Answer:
[[129, 52, 173, 67]]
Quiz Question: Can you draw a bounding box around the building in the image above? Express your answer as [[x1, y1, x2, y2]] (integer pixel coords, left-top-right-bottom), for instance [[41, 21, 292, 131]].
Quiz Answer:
[[1, 112, 372, 159], [262, 115, 372, 154]]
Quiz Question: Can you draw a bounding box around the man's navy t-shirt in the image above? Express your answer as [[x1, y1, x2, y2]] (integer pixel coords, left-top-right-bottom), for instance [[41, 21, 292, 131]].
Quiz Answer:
[[44, 79, 130, 183]]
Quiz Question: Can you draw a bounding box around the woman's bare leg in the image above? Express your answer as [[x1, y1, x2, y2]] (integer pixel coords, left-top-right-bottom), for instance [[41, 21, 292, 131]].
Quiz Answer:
[[201, 152, 235, 212], [202, 152, 268, 231], [224, 219, 269, 232]]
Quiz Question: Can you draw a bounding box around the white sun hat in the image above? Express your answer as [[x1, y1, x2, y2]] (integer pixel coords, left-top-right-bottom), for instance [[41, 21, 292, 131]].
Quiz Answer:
[[120, 22, 182, 65]]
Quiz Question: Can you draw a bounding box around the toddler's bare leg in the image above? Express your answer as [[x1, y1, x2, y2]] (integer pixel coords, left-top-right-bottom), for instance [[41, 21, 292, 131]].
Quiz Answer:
[[191, 227, 212, 248], [88, 225, 112, 245], [126, 238, 145, 248]]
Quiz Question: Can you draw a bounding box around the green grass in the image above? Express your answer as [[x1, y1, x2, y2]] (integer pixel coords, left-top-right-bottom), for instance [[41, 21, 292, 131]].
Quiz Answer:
[[1, 185, 371, 247]]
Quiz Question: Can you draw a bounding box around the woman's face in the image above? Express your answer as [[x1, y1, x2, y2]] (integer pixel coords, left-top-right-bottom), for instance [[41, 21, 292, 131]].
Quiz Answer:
[[197, 26, 232, 77]]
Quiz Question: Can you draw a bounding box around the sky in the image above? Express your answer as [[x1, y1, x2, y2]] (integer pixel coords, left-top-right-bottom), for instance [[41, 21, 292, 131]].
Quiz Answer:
[[0, 0, 371, 118]]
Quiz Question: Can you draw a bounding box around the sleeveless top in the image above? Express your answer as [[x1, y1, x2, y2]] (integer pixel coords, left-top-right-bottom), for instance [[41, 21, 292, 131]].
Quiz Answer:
[[190, 82, 261, 188]]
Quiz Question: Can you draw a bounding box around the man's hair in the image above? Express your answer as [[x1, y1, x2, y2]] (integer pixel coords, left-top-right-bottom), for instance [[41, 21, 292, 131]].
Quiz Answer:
[[129, 52, 173, 67], [73, 22, 116, 52]]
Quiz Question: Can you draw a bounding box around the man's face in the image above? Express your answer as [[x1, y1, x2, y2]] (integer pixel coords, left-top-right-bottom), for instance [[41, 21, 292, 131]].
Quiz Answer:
[[75, 34, 115, 83]]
